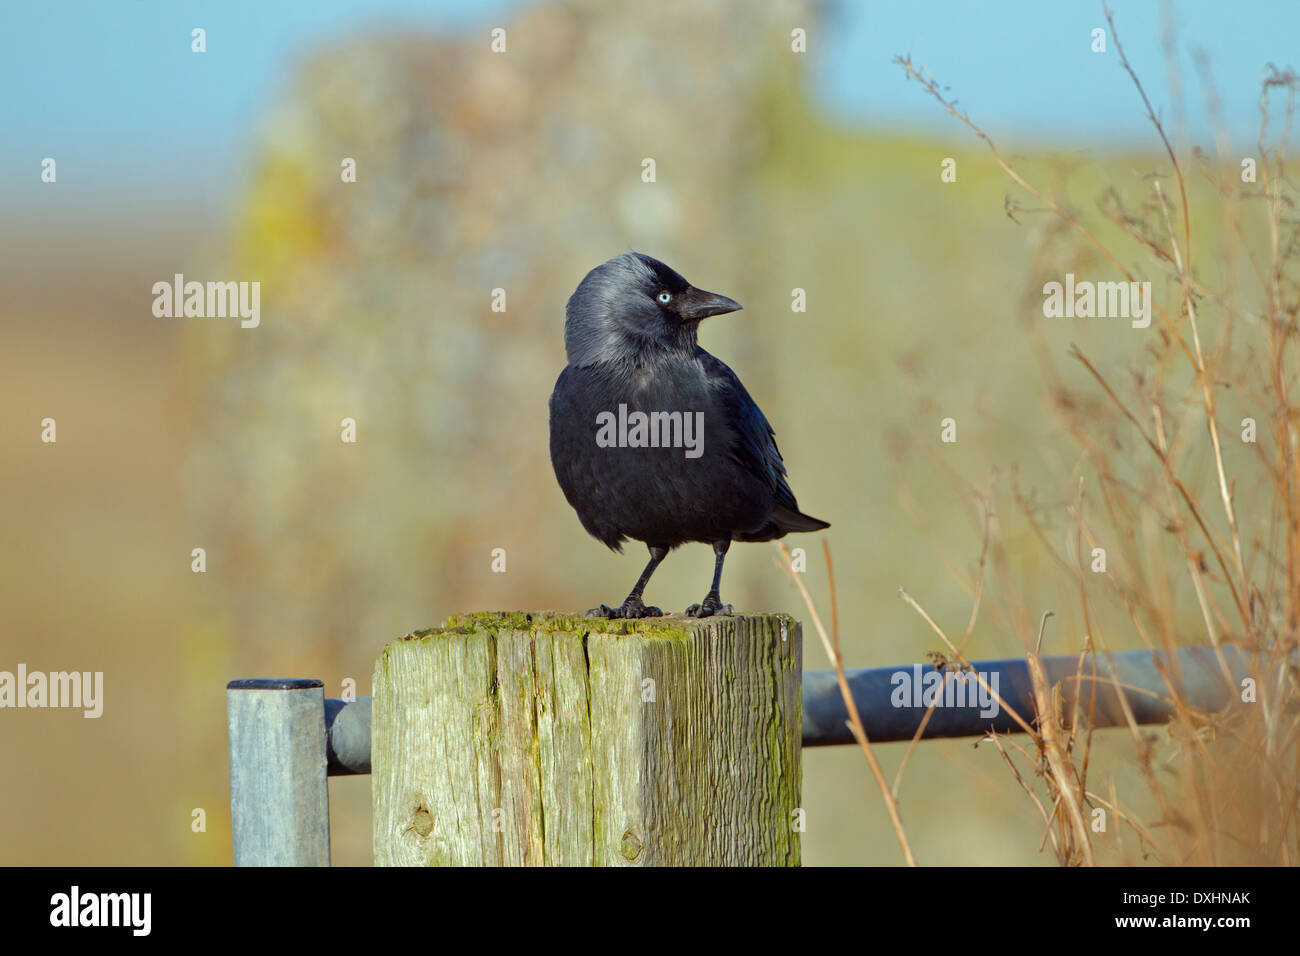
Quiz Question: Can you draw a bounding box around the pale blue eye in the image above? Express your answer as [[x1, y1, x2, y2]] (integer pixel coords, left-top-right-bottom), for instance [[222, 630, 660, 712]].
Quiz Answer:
[[657, 292, 672, 304]]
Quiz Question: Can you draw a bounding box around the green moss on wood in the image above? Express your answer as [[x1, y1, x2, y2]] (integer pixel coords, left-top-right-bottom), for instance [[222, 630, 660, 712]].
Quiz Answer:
[[433, 610, 704, 643]]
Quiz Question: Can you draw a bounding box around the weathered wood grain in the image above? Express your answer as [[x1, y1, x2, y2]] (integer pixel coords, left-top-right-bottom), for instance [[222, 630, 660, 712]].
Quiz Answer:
[[372, 612, 801, 866]]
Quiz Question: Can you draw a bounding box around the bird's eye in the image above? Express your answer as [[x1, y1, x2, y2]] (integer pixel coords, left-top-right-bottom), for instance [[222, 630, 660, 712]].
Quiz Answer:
[[657, 291, 672, 305]]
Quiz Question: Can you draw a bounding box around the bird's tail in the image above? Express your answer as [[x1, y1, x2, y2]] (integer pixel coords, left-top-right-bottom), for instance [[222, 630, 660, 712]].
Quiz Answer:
[[737, 504, 830, 541], [773, 504, 830, 533]]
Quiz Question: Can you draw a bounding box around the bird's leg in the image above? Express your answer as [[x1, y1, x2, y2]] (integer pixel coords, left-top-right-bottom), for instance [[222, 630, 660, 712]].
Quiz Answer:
[[586, 545, 667, 619], [686, 540, 734, 618]]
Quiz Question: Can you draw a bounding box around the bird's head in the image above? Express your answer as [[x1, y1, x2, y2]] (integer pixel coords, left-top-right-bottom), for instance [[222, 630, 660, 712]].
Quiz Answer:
[[564, 252, 742, 367]]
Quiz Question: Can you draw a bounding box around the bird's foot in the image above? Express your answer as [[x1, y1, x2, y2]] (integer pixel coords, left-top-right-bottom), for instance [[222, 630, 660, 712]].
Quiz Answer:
[[585, 597, 664, 619], [685, 594, 733, 618]]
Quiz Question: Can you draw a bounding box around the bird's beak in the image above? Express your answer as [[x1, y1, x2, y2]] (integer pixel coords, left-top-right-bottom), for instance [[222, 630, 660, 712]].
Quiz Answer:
[[680, 288, 742, 321]]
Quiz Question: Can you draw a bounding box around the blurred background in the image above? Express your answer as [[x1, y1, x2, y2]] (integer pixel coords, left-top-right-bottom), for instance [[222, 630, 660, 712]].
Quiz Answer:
[[2, 0, 1296, 865]]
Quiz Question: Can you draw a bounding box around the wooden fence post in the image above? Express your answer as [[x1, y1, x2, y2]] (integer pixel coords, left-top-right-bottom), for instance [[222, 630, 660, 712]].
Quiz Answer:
[[372, 612, 801, 866]]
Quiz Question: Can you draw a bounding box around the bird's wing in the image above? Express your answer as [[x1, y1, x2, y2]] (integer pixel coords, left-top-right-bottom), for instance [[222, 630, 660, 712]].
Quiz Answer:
[[699, 350, 802, 513]]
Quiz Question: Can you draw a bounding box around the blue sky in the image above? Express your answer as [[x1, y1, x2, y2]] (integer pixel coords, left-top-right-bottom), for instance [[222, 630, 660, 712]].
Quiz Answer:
[[817, 0, 1297, 147], [3, 0, 1296, 214]]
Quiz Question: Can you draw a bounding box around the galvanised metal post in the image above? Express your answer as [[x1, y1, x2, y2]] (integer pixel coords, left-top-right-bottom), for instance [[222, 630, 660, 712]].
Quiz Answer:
[[227, 678, 330, 866]]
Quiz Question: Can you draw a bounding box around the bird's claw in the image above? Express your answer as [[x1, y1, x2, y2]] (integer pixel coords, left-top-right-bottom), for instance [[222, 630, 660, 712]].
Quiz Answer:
[[685, 597, 733, 618], [585, 599, 663, 619]]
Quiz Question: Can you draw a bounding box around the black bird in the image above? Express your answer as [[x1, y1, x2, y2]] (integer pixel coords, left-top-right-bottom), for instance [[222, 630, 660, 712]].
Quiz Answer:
[[549, 252, 829, 619]]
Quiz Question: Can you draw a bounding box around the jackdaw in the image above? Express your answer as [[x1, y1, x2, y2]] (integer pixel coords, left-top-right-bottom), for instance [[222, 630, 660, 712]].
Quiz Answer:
[[549, 252, 829, 618]]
